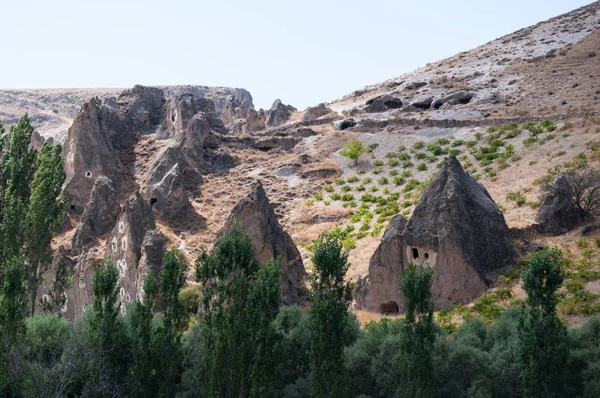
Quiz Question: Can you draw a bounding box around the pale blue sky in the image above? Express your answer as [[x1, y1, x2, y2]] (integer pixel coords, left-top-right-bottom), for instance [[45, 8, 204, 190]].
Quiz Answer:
[[0, 0, 592, 110]]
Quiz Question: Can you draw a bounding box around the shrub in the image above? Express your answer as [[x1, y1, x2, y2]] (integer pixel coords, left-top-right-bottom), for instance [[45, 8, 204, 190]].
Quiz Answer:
[[341, 185, 351, 192], [373, 160, 384, 167], [389, 169, 399, 176], [506, 190, 526, 206], [305, 199, 315, 206], [393, 177, 405, 186], [341, 193, 354, 201], [417, 163, 427, 171], [331, 193, 341, 200], [378, 176, 388, 185], [387, 158, 399, 167], [372, 167, 383, 174], [340, 139, 367, 165], [314, 193, 323, 200], [362, 177, 372, 184], [334, 178, 345, 185], [347, 175, 359, 183], [357, 168, 366, 174]]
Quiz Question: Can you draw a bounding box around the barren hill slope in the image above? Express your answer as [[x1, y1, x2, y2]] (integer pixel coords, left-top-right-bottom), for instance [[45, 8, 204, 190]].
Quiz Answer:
[[0, 85, 254, 142]]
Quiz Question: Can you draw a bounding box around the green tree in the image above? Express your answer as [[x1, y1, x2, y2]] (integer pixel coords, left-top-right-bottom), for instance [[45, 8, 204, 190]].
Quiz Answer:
[[340, 139, 367, 166], [128, 272, 159, 397], [398, 263, 436, 398], [0, 257, 27, 396], [156, 248, 186, 397], [308, 232, 354, 397], [194, 224, 280, 397], [518, 248, 568, 398], [26, 142, 65, 315], [87, 260, 130, 396], [0, 115, 38, 283]]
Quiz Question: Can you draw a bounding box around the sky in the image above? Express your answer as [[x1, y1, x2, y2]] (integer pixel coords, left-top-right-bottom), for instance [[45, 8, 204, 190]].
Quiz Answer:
[[0, 0, 593, 110]]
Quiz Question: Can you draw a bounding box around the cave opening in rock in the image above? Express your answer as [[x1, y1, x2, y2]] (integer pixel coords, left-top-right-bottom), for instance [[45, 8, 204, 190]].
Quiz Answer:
[[85, 171, 92, 178], [458, 95, 474, 105], [384, 99, 403, 109], [380, 301, 399, 313], [412, 248, 419, 259], [70, 204, 76, 211], [412, 101, 432, 110], [424, 252, 430, 260], [150, 198, 157, 207]]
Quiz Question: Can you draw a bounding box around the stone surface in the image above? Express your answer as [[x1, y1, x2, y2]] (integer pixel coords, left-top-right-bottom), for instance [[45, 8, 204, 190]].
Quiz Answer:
[[333, 118, 357, 130], [265, 99, 296, 128], [431, 91, 475, 109], [105, 192, 157, 313], [145, 162, 191, 222], [365, 95, 404, 113], [221, 181, 307, 304], [72, 176, 121, 248], [302, 103, 332, 121], [354, 214, 408, 313], [535, 175, 581, 235], [354, 157, 514, 312]]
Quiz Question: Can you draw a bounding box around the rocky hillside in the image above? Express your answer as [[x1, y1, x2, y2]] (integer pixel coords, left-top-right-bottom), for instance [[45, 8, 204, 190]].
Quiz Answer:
[[4, 1, 600, 325], [0, 85, 254, 142]]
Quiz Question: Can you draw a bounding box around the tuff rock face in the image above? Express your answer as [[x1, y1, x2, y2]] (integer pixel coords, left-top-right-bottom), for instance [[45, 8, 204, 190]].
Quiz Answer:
[[62, 96, 131, 214], [354, 157, 514, 313], [265, 99, 296, 128], [105, 192, 161, 313], [72, 176, 120, 248], [221, 181, 307, 305], [535, 175, 581, 235], [353, 214, 408, 313]]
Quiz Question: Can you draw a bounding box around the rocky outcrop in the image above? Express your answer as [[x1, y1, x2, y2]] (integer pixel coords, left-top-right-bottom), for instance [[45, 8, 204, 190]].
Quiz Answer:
[[535, 175, 581, 235], [221, 181, 307, 304], [302, 103, 332, 121], [254, 136, 301, 151], [105, 192, 159, 312], [159, 93, 226, 139], [145, 162, 191, 222], [265, 99, 296, 128], [354, 157, 514, 312], [117, 85, 165, 130], [62, 97, 129, 214], [354, 214, 408, 313], [333, 118, 357, 130], [72, 176, 120, 248], [365, 95, 403, 113], [431, 91, 474, 109]]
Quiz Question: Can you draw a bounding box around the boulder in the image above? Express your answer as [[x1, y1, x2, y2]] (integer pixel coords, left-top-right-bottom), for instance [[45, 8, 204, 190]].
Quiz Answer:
[[431, 91, 474, 109], [405, 81, 428, 90], [365, 95, 403, 113], [72, 176, 121, 248], [265, 99, 296, 128], [354, 157, 514, 312], [535, 175, 581, 235], [302, 103, 332, 121], [221, 181, 307, 304], [254, 136, 301, 151], [409, 97, 434, 110]]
